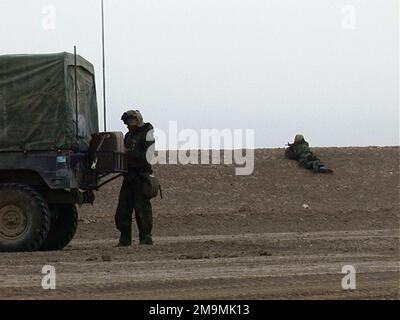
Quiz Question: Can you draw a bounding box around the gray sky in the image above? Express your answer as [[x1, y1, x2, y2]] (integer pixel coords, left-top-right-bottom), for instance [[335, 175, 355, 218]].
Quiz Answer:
[[0, 0, 398, 148]]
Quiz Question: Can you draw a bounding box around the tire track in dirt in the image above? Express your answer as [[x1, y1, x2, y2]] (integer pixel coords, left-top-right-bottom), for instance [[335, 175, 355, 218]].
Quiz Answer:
[[0, 228, 398, 299], [2, 258, 398, 288], [0, 259, 398, 299], [71, 228, 399, 246]]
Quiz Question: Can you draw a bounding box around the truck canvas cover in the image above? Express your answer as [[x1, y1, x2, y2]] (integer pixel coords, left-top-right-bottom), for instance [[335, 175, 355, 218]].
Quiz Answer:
[[0, 52, 99, 152]]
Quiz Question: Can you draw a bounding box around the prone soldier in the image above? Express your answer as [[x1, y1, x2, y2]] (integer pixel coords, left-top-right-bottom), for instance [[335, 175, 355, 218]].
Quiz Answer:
[[285, 134, 333, 174]]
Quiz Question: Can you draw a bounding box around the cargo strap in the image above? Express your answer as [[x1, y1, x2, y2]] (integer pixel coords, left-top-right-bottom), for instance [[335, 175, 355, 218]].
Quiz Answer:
[[91, 134, 109, 170], [96, 173, 123, 189]]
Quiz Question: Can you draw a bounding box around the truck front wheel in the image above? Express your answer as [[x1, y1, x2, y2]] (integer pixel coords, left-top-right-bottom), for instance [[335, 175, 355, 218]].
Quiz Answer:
[[40, 204, 78, 251], [0, 183, 51, 252]]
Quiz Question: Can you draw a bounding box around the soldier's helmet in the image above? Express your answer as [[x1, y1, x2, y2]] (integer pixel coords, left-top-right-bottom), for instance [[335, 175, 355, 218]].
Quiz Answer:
[[294, 134, 305, 144], [121, 110, 144, 127]]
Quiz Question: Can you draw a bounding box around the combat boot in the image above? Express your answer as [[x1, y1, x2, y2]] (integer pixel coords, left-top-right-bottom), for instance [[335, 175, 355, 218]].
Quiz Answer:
[[139, 234, 153, 245], [318, 166, 334, 174], [116, 228, 132, 247]]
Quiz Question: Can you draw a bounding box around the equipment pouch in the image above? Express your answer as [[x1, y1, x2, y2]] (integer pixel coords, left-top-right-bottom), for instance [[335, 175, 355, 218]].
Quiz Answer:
[[139, 173, 160, 199]]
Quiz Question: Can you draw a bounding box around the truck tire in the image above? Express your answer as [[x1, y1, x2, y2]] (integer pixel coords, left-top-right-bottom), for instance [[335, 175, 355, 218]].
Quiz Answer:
[[40, 204, 78, 251], [0, 183, 51, 252]]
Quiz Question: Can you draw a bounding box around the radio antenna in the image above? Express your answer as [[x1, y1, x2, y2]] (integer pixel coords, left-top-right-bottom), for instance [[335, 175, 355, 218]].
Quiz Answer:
[[101, 0, 107, 132], [74, 46, 79, 141]]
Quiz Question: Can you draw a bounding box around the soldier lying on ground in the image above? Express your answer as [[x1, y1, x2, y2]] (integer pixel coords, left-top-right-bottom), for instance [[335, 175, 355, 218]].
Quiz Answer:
[[285, 134, 333, 174]]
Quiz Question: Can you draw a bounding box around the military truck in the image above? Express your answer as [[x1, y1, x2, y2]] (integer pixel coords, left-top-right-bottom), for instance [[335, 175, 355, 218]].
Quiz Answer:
[[0, 53, 126, 252]]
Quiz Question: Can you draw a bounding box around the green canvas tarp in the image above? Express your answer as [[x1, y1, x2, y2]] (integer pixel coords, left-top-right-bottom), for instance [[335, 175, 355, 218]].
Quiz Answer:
[[0, 52, 99, 152]]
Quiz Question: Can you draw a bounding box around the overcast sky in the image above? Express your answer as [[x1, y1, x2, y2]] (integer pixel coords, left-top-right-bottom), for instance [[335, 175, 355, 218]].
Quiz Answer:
[[0, 0, 398, 148]]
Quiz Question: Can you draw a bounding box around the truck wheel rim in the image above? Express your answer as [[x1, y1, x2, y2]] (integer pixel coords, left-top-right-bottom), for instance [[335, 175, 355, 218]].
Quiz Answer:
[[0, 205, 28, 240]]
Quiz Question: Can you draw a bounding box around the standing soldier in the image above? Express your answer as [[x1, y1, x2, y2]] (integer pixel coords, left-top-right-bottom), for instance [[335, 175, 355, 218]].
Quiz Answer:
[[285, 134, 333, 174], [115, 110, 157, 246]]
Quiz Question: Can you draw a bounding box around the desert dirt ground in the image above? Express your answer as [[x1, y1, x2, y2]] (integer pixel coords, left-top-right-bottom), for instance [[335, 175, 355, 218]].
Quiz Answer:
[[0, 147, 399, 299]]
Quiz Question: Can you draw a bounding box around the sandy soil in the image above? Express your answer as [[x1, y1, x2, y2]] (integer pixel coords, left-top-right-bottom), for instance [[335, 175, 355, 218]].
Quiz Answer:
[[0, 147, 399, 299]]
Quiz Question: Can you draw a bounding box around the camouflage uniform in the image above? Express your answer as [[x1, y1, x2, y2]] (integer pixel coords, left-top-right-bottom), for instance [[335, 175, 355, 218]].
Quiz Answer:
[[115, 111, 156, 245], [285, 135, 333, 173]]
